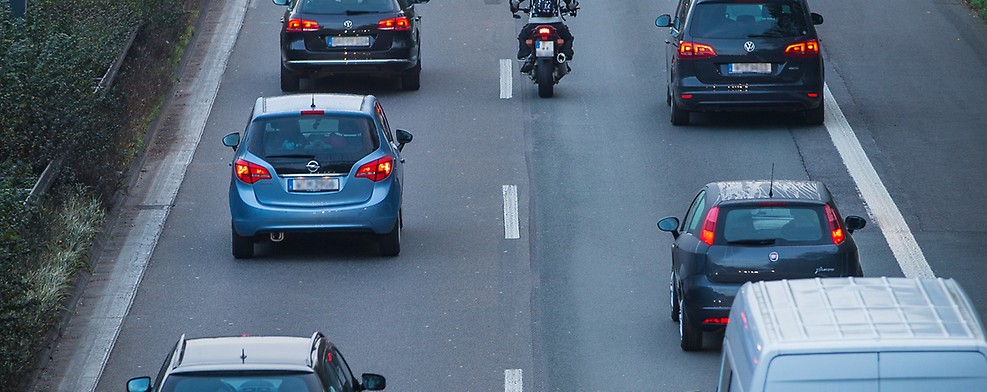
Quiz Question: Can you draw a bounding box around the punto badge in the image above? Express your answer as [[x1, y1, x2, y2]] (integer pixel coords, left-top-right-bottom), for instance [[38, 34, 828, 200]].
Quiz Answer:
[[769, 252, 779, 262]]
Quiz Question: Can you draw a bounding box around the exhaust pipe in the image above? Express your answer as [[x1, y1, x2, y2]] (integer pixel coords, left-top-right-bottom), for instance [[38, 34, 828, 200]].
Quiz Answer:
[[270, 232, 285, 242], [556, 53, 567, 64]]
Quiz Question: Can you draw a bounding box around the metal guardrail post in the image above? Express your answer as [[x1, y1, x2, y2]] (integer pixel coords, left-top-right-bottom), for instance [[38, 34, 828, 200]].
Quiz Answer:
[[94, 23, 142, 96], [25, 158, 62, 205]]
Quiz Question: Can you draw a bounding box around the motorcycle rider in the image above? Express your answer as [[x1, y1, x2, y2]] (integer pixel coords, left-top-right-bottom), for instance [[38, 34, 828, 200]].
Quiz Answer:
[[511, 0, 577, 73]]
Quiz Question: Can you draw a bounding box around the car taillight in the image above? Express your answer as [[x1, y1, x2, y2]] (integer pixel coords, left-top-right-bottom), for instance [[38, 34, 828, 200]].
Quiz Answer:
[[824, 204, 845, 245], [286, 18, 320, 32], [703, 317, 729, 325], [300, 110, 324, 116], [678, 41, 716, 59], [700, 206, 720, 246], [355, 156, 394, 182], [234, 159, 272, 184], [785, 40, 820, 58], [378, 17, 411, 31]]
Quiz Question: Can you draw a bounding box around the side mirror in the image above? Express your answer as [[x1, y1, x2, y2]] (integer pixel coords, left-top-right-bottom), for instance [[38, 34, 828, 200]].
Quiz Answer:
[[272, 0, 289, 5], [396, 129, 413, 152], [657, 216, 680, 239], [845, 215, 866, 234], [361, 373, 386, 391], [223, 132, 241, 151], [127, 377, 152, 392], [655, 14, 672, 28], [811, 12, 823, 25]]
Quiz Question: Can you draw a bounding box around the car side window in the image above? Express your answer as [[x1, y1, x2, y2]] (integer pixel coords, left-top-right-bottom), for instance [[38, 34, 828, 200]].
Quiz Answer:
[[673, 0, 692, 31], [683, 190, 707, 233], [375, 103, 395, 143], [318, 342, 345, 392], [329, 347, 357, 390], [153, 349, 174, 391]]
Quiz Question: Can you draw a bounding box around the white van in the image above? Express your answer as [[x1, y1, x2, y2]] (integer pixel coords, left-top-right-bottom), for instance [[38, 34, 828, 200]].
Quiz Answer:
[[718, 277, 987, 391]]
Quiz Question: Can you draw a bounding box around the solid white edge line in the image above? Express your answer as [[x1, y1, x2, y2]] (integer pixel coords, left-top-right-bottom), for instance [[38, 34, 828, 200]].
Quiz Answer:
[[500, 59, 513, 99], [505, 369, 523, 392], [503, 185, 520, 239], [823, 84, 934, 278]]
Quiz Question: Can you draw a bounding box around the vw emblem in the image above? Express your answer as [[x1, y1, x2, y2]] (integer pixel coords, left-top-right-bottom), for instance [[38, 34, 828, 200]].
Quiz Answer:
[[306, 160, 321, 173], [343, 20, 353, 29], [769, 252, 780, 262], [744, 41, 756, 52]]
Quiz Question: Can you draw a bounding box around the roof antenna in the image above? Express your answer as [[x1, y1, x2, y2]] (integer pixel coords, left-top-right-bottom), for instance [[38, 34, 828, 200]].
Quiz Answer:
[[768, 163, 775, 198], [240, 348, 247, 364], [310, 95, 317, 110]]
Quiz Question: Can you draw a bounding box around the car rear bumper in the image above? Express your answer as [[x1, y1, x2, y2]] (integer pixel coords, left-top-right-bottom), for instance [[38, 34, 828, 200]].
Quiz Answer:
[[282, 41, 418, 76], [681, 274, 741, 332], [230, 182, 400, 237], [673, 78, 823, 112]]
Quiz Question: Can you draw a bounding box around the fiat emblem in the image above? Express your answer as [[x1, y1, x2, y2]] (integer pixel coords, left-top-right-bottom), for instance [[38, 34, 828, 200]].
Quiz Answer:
[[306, 160, 321, 173], [343, 20, 353, 29], [744, 41, 756, 52], [769, 252, 779, 262]]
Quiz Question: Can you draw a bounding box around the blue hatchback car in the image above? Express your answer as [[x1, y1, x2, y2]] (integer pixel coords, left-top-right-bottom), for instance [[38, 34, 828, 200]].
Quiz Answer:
[[223, 94, 412, 258]]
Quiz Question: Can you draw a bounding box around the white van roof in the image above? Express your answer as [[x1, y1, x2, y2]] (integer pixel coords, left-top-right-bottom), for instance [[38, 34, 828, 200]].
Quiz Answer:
[[738, 277, 987, 352]]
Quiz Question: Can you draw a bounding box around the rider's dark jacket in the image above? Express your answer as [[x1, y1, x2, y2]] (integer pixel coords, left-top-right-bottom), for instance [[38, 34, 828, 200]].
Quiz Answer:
[[513, 0, 576, 59]]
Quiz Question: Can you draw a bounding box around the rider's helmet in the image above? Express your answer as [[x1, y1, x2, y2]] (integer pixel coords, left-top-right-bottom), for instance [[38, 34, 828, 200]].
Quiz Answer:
[[530, 0, 559, 17]]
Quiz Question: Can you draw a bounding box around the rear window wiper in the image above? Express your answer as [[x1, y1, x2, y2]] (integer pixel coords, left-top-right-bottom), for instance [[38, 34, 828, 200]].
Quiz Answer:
[[726, 238, 777, 245], [265, 154, 316, 159]]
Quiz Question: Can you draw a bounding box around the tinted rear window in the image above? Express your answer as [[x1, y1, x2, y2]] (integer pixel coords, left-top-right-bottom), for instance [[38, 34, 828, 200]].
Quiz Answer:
[[718, 204, 828, 245], [161, 372, 322, 392], [690, 1, 808, 39], [298, 0, 399, 14], [245, 115, 379, 163]]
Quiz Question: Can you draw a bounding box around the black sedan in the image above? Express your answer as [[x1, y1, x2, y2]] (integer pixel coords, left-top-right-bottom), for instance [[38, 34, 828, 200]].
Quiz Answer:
[[657, 180, 866, 351], [274, 0, 429, 91]]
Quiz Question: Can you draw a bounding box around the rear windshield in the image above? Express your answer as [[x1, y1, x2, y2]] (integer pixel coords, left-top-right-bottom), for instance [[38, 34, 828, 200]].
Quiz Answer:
[[689, 1, 808, 39], [161, 372, 322, 392], [297, 0, 399, 14], [245, 115, 379, 163], [717, 204, 828, 246]]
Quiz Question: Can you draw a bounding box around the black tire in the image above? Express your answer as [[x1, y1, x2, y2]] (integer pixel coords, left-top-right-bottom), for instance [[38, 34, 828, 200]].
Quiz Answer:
[[536, 59, 554, 98], [670, 97, 689, 125], [670, 272, 680, 322], [401, 59, 421, 91], [804, 100, 825, 125], [679, 298, 703, 351], [378, 217, 401, 257], [232, 226, 254, 259], [666, 86, 672, 106], [280, 64, 300, 92]]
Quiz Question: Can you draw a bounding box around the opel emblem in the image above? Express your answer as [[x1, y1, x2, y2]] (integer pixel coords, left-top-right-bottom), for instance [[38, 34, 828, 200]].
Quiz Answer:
[[744, 41, 756, 52], [769, 252, 779, 262], [306, 160, 321, 173], [343, 20, 353, 29]]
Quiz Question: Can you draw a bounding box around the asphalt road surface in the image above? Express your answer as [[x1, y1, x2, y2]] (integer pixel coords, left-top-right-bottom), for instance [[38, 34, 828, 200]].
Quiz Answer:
[[31, 0, 987, 391]]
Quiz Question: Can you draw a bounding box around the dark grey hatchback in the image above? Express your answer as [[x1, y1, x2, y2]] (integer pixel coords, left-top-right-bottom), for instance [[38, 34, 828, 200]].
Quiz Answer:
[[275, 0, 429, 92], [656, 0, 825, 125], [657, 180, 866, 351]]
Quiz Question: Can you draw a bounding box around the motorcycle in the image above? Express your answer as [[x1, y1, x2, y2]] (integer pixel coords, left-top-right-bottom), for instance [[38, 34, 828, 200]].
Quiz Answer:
[[513, 4, 577, 98]]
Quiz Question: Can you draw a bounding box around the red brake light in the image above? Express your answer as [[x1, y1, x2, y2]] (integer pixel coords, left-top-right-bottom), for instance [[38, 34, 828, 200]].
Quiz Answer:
[[378, 17, 411, 31], [678, 41, 717, 59], [286, 18, 320, 32], [785, 40, 820, 58], [355, 156, 394, 182], [703, 317, 729, 325], [234, 159, 272, 184], [824, 204, 845, 245], [700, 206, 719, 246], [300, 110, 324, 116], [537, 26, 554, 35]]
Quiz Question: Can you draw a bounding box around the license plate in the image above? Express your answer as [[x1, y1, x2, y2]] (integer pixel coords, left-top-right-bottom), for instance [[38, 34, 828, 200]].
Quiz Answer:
[[329, 36, 371, 47], [535, 40, 555, 57], [289, 177, 339, 192], [729, 63, 772, 74]]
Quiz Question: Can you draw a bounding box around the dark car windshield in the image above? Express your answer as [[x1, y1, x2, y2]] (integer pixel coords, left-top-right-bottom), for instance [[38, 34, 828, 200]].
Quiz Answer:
[[161, 372, 322, 392], [245, 115, 380, 163], [689, 1, 808, 39], [297, 0, 399, 14], [717, 204, 828, 246]]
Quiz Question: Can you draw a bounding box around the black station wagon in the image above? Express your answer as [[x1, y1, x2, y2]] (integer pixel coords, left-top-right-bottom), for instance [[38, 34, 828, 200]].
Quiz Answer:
[[657, 180, 866, 351], [656, 0, 826, 125]]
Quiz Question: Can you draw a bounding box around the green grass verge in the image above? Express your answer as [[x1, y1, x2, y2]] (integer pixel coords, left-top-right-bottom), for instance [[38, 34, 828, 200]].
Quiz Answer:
[[974, 0, 987, 20]]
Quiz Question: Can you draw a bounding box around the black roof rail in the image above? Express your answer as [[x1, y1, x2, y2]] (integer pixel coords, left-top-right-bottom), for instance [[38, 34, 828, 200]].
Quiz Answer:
[[307, 332, 325, 367], [171, 334, 188, 370]]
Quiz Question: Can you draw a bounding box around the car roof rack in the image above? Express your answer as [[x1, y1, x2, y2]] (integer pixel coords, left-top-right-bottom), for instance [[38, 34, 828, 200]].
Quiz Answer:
[[307, 331, 324, 367], [170, 334, 188, 370]]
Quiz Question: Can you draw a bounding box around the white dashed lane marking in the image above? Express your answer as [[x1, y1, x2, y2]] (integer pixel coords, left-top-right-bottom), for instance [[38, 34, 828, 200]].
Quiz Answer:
[[500, 59, 513, 99], [505, 369, 523, 392], [503, 185, 520, 239]]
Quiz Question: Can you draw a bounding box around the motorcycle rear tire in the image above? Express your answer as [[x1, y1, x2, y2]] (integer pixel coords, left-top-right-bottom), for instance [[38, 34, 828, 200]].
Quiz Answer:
[[536, 59, 554, 98]]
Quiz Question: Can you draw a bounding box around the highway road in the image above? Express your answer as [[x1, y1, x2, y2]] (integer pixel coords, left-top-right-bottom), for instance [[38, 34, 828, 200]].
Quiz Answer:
[[31, 0, 987, 391]]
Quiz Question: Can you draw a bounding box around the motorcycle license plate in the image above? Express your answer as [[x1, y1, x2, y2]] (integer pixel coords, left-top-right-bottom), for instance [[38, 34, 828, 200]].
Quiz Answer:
[[535, 40, 555, 57]]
